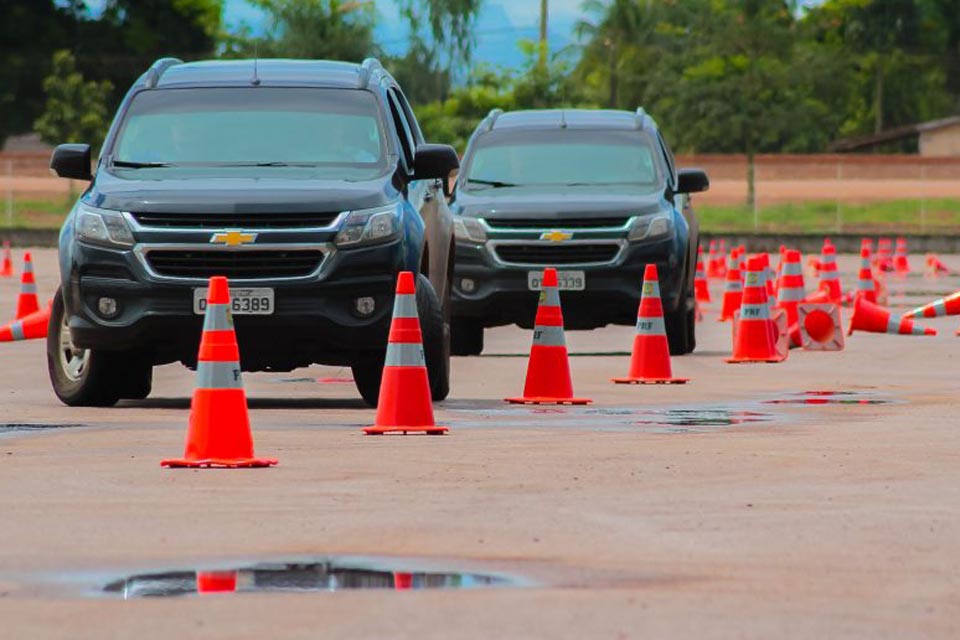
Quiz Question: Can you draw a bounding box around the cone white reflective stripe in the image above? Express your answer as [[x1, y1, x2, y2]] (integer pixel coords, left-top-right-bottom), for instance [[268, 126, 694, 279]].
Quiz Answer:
[[20, 282, 37, 294], [931, 300, 947, 317], [540, 286, 561, 307], [9, 321, 24, 341], [22, 260, 33, 273], [642, 280, 661, 298], [195, 360, 243, 389], [202, 303, 233, 331], [392, 293, 418, 318], [740, 303, 771, 320], [857, 277, 876, 292], [886, 316, 925, 335], [635, 316, 666, 335], [782, 261, 802, 276], [777, 286, 805, 302], [532, 324, 566, 346], [724, 280, 743, 292], [384, 342, 426, 367]]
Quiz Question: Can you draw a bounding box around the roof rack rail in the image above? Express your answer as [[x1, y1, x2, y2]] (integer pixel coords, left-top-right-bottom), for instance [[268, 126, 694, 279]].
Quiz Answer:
[[634, 107, 648, 129], [559, 109, 567, 128], [359, 57, 384, 88], [144, 57, 183, 89], [485, 108, 504, 131]]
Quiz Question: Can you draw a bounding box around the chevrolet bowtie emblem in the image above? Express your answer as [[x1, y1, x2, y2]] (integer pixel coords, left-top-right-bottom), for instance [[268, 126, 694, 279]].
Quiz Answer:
[[541, 230, 573, 243], [210, 230, 258, 246]]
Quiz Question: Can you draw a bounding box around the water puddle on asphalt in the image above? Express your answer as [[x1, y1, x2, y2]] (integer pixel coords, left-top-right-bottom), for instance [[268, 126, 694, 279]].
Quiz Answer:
[[764, 390, 896, 406], [98, 559, 522, 598], [631, 409, 773, 432], [0, 423, 86, 435]]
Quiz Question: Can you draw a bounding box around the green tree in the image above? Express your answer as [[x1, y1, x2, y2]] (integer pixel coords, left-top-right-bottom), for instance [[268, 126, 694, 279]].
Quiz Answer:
[[34, 50, 113, 152], [224, 0, 376, 60]]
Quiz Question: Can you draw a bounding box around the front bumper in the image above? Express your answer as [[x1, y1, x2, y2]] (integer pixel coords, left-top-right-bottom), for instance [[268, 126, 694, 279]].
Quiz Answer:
[[65, 239, 406, 370], [452, 238, 684, 330]]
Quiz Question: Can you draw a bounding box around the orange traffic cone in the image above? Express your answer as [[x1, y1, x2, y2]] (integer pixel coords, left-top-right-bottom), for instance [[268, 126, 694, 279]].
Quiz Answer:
[[394, 572, 413, 590], [0, 301, 50, 342], [775, 249, 805, 348], [365, 272, 447, 434], [877, 238, 894, 272], [196, 571, 238, 594], [853, 247, 877, 304], [761, 253, 776, 312], [706, 240, 720, 278], [161, 276, 278, 467], [612, 264, 689, 384], [717, 251, 743, 322], [0, 241, 13, 278], [507, 268, 590, 405], [716, 239, 728, 278], [903, 291, 960, 319], [727, 256, 786, 363], [893, 237, 910, 273], [694, 246, 710, 304], [798, 303, 845, 351], [848, 296, 935, 336], [817, 244, 842, 303], [15, 252, 40, 320], [925, 253, 950, 277]]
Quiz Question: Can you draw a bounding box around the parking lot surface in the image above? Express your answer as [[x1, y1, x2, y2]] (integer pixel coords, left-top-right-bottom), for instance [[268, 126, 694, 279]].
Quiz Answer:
[[0, 249, 957, 638]]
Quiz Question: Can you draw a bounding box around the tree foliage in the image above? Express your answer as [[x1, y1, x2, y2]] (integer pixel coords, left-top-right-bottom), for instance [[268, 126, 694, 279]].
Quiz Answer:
[[34, 50, 113, 152]]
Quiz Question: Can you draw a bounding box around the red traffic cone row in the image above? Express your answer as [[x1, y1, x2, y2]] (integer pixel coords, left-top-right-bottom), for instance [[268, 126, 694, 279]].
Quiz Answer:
[[706, 240, 720, 278], [893, 237, 910, 273], [727, 256, 786, 363], [903, 290, 960, 319], [366, 272, 447, 434], [162, 276, 277, 468], [15, 252, 40, 320], [716, 239, 728, 277], [848, 296, 936, 336], [717, 251, 743, 321], [196, 571, 238, 594], [0, 301, 50, 342], [694, 246, 710, 303], [0, 241, 13, 278], [817, 244, 842, 303], [854, 247, 877, 304], [613, 264, 689, 384], [507, 268, 590, 405], [775, 249, 806, 348]]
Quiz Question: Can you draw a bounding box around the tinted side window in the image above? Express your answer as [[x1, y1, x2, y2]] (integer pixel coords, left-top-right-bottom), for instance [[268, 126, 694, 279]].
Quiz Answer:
[[387, 89, 415, 171], [657, 131, 677, 187], [392, 87, 424, 144]]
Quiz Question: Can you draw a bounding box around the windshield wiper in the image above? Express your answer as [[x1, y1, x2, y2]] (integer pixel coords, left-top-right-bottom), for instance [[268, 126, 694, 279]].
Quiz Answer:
[[214, 161, 318, 168], [112, 160, 174, 169], [467, 178, 519, 188]]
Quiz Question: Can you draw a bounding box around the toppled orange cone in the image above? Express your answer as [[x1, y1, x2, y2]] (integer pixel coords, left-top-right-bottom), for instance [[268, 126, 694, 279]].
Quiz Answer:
[[903, 290, 960, 319], [798, 303, 844, 351], [0, 301, 50, 342], [162, 276, 277, 468], [0, 241, 13, 278], [848, 296, 935, 336], [15, 252, 40, 320], [613, 264, 689, 384], [507, 268, 590, 405], [365, 271, 447, 434], [925, 253, 951, 277], [727, 256, 786, 363]]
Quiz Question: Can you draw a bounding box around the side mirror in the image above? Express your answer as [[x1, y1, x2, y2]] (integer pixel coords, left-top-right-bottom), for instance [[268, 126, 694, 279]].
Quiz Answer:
[[50, 144, 93, 181], [677, 168, 709, 194], [413, 144, 460, 195]]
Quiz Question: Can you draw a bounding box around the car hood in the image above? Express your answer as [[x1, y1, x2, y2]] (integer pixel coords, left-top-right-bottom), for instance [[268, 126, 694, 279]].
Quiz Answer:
[[87, 167, 397, 214], [453, 185, 668, 220]]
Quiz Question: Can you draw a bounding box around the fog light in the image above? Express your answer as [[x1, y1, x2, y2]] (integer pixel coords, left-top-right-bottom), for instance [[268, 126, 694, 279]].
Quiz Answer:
[[354, 296, 376, 317], [460, 278, 476, 293], [97, 297, 119, 318]]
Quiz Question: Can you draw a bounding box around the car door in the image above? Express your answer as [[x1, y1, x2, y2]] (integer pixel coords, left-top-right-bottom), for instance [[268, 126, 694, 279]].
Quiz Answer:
[[387, 87, 453, 306]]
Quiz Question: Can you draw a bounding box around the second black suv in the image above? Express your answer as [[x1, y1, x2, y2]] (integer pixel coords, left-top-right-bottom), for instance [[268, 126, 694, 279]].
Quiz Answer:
[[449, 108, 708, 356], [48, 57, 459, 407]]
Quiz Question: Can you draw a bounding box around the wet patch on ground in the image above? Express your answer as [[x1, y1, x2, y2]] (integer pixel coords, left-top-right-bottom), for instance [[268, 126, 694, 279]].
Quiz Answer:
[[0, 423, 86, 435], [632, 409, 774, 432], [764, 390, 898, 406]]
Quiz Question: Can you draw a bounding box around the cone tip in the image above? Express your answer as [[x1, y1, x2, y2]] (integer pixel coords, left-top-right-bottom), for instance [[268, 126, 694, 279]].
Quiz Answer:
[[207, 276, 230, 304], [23, 251, 32, 261], [925, 327, 937, 336], [542, 267, 558, 287], [643, 263, 658, 281], [786, 249, 801, 262], [395, 270, 416, 294]]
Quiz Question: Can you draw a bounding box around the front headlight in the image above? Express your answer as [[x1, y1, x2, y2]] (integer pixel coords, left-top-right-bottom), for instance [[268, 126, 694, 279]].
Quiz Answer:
[[75, 203, 135, 247], [335, 203, 400, 247], [627, 214, 672, 242], [453, 217, 487, 243]]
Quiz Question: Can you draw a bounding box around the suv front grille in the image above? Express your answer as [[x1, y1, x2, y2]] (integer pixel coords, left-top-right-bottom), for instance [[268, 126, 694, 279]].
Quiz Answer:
[[493, 243, 620, 265], [145, 249, 324, 279], [132, 211, 341, 229], [484, 217, 629, 230]]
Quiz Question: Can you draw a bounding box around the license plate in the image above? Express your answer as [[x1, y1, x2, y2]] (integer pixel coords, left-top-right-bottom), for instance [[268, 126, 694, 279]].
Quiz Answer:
[[193, 287, 274, 315], [528, 270, 586, 291]]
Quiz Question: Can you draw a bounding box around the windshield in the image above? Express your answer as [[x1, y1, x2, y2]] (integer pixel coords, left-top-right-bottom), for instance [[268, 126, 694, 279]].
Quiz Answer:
[[111, 87, 387, 174], [465, 129, 662, 190]]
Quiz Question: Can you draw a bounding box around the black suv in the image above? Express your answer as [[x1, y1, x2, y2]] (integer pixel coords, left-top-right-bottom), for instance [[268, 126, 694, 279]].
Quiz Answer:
[[48, 58, 459, 407], [449, 108, 708, 355]]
